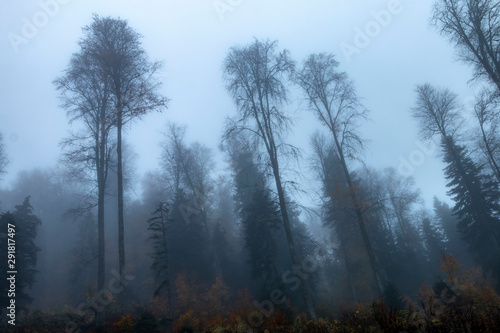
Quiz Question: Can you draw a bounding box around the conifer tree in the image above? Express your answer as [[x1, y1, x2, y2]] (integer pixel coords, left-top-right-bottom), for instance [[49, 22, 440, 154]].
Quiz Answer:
[[243, 188, 280, 282], [0, 197, 41, 309], [146, 202, 173, 332], [433, 197, 473, 265], [421, 217, 446, 272], [441, 136, 500, 279]]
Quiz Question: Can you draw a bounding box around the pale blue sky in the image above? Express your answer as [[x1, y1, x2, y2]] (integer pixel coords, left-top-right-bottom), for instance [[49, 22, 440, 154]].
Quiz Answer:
[[1, 0, 475, 209]]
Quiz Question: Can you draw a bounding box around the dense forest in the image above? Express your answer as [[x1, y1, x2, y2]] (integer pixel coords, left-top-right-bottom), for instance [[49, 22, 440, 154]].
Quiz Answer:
[[2, 0, 500, 332]]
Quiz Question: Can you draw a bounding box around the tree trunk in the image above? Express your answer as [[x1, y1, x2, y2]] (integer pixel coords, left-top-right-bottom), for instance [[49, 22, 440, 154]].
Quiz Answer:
[[96, 120, 106, 331], [117, 108, 125, 310], [270, 157, 318, 319], [479, 122, 500, 183], [160, 203, 174, 333], [334, 136, 384, 295], [338, 233, 359, 302]]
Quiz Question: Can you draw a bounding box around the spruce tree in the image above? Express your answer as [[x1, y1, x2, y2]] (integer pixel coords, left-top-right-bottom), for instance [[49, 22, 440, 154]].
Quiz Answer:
[[147, 202, 172, 296], [212, 221, 233, 282], [168, 189, 213, 280], [0, 197, 41, 309], [420, 217, 446, 271], [433, 197, 473, 266], [146, 202, 173, 332], [441, 136, 500, 279], [242, 187, 280, 282]]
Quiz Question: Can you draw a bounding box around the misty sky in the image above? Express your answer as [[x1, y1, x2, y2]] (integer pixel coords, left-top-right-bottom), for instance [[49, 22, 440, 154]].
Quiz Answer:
[[1, 0, 477, 209]]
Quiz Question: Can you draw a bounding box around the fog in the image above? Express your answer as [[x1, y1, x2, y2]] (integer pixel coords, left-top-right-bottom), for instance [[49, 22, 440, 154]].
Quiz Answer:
[[2, 1, 499, 332]]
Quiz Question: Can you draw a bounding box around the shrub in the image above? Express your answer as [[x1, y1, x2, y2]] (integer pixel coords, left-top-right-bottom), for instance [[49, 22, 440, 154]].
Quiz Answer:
[[174, 309, 199, 333], [112, 313, 136, 333], [419, 255, 500, 332]]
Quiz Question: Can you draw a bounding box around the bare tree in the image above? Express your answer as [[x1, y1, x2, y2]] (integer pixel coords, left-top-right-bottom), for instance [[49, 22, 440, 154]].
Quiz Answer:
[[222, 39, 317, 318], [160, 124, 218, 281], [160, 123, 215, 232], [79, 15, 169, 307], [472, 88, 500, 182], [432, 0, 500, 89], [382, 168, 423, 253], [412, 84, 463, 140], [54, 46, 114, 329], [295, 53, 383, 294]]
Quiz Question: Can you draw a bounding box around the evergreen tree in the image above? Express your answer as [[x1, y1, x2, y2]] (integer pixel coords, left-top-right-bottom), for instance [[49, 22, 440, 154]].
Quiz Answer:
[[312, 135, 375, 302], [420, 217, 446, 273], [286, 198, 317, 264], [442, 136, 500, 280], [242, 188, 280, 283], [358, 167, 430, 297], [146, 202, 173, 332], [69, 212, 98, 285], [147, 202, 172, 296], [383, 282, 404, 310], [168, 189, 214, 281], [433, 197, 473, 266], [212, 221, 234, 283], [0, 197, 41, 309], [229, 147, 288, 294]]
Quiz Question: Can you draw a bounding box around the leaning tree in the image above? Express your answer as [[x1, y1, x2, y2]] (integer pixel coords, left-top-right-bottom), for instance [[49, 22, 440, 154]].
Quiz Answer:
[[295, 53, 383, 294], [222, 39, 317, 318], [432, 0, 500, 90]]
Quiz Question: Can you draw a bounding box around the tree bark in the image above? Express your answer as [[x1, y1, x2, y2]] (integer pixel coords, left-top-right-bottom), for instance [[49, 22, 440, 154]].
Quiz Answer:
[[117, 106, 125, 310], [270, 156, 318, 319], [338, 233, 358, 302], [96, 114, 107, 331], [160, 203, 174, 333], [478, 120, 500, 183], [333, 135, 384, 295]]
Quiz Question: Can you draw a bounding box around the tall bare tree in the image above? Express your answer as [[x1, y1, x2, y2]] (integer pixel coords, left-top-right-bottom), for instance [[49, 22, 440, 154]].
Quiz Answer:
[[472, 88, 500, 182], [295, 53, 383, 294], [160, 124, 214, 231], [383, 168, 422, 249], [222, 39, 317, 318], [160, 124, 217, 281], [79, 15, 169, 307], [54, 46, 114, 329], [432, 0, 500, 90], [412, 84, 463, 140]]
